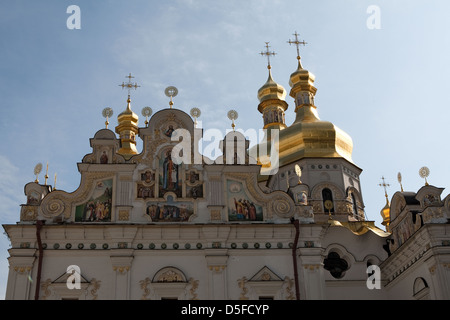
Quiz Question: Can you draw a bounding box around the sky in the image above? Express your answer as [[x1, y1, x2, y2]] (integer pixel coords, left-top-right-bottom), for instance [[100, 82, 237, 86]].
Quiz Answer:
[[0, 0, 449, 299]]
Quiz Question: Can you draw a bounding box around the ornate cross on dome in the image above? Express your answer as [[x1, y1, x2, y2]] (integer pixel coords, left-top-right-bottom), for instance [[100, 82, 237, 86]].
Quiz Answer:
[[119, 73, 140, 99], [260, 42, 276, 69], [378, 176, 390, 199], [288, 31, 307, 65]]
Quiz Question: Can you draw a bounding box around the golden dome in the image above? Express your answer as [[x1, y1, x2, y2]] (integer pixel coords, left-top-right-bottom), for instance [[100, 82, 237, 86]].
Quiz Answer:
[[257, 69, 287, 106], [289, 60, 316, 100], [280, 56, 353, 165], [251, 56, 354, 176], [115, 96, 139, 157], [380, 198, 391, 231]]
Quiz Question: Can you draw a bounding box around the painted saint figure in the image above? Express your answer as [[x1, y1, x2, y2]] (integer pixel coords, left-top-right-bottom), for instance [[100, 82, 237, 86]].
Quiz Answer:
[[164, 125, 175, 137], [100, 151, 108, 164], [163, 150, 179, 190]]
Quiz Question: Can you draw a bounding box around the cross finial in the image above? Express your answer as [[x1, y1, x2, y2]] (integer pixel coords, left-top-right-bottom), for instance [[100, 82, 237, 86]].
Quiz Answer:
[[119, 73, 140, 100], [260, 42, 276, 70], [378, 176, 390, 199], [288, 31, 307, 66]]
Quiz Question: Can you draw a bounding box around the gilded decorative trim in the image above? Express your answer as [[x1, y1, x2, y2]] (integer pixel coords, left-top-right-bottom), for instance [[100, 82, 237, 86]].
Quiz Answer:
[[237, 277, 249, 300], [140, 277, 152, 300], [88, 278, 101, 300], [157, 270, 184, 282], [210, 209, 222, 221], [208, 265, 226, 273], [41, 278, 52, 300], [118, 210, 129, 221], [303, 264, 321, 271], [283, 276, 295, 300], [429, 265, 436, 275], [188, 278, 199, 300], [13, 266, 31, 275], [113, 266, 130, 274], [20, 206, 38, 221]]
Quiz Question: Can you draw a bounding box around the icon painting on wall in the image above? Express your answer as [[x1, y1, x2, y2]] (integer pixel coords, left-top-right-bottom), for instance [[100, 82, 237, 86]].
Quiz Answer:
[[227, 180, 263, 221], [159, 148, 182, 197], [146, 195, 194, 222], [75, 179, 113, 222]]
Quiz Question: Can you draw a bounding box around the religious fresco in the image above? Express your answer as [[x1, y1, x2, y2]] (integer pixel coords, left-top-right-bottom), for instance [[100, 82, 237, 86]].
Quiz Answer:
[[159, 148, 182, 198], [140, 170, 155, 184], [186, 185, 203, 199], [146, 195, 194, 222], [227, 180, 263, 221], [137, 170, 155, 199], [137, 184, 154, 199], [164, 124, 175, 137], [27, 190, 41, 205], [185, 170, 203, 199], [100, 151, 108, 164], [289, 184, 309, 206], [75, 179, 113, 222]]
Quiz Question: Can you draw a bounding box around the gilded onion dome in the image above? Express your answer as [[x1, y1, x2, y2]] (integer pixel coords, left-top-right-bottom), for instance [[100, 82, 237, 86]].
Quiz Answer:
[[115, 95, 139, 158], [257, 69, 288, 130], [257, 69, 287, 105], [252, 52, 354, 178], [380, 197, 391, 231], [276, 57, 354, 166]]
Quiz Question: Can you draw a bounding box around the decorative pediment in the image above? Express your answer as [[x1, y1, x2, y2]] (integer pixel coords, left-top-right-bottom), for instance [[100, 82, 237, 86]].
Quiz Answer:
[[140, 268, 198, 300], [24, 182, 50, 206], [82, 129, 123, 164], [249, 266, 283, 282], [40, 271, 101, 300], [415, 185, 444, 208], [390, 192, 408, 223], [152, 267, 187, 283], [237, 268, 295, 300], [134, 109, 199, 166]]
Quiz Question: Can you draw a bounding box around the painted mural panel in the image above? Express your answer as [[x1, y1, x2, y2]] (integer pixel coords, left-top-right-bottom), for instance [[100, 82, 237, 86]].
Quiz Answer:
[[146, 195, 194, 222], [159, 148, 182, 198], [227, 180, 263, 221], [75, 179, 113, 222]]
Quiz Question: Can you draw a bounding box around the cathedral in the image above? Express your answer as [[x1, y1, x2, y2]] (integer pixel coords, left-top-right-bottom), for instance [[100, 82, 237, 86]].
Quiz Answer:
[[3, 35, 450, 300]]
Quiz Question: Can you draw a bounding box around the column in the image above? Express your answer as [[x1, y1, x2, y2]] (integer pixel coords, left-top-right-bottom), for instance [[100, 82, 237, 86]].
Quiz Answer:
[[110, 251, 133, 300], [205, 249, 228, 300], [298, 248, 326, 299], [6, 249, 36, 300]]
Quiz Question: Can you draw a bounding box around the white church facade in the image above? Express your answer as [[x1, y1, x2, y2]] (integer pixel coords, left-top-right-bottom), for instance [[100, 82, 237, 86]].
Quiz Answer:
[[3, 38, 450, 300]]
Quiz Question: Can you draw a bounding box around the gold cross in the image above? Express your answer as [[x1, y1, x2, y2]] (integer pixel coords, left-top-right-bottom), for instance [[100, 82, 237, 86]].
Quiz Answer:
[[288, 31, 307, 61], [378, 176, 390, 199], [119, 73, 140, 97], [260, 42, 276, 69]]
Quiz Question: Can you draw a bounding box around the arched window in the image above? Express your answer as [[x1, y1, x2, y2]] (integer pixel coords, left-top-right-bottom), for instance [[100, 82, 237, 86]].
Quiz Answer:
[[322, 188, 334, 213], [413, 277, 429, 300]]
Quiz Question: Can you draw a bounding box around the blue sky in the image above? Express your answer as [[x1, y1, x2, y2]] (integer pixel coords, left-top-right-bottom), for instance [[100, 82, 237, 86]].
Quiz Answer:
[[1, 1, 449, 299]]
